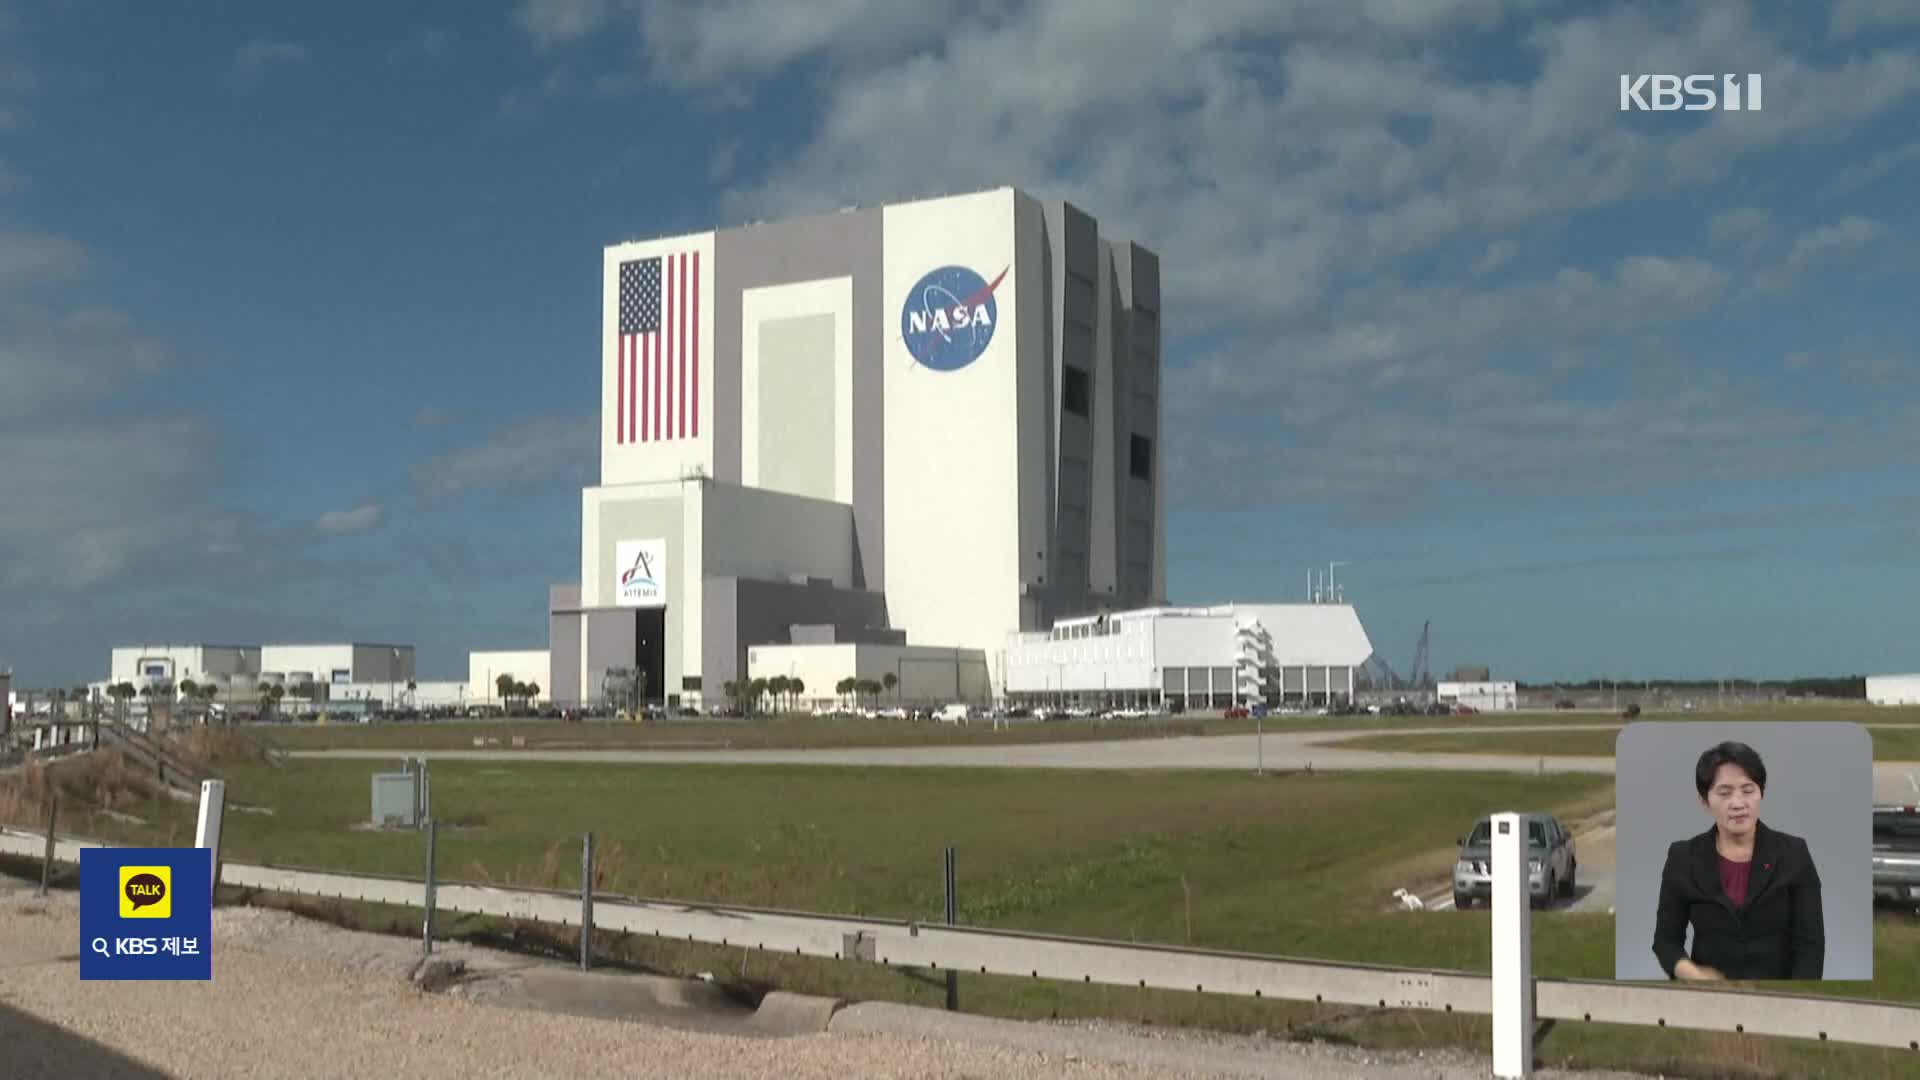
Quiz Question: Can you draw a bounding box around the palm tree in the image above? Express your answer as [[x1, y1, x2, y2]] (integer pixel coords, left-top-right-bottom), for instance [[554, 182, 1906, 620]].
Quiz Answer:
[[526, 682, 541, 709], [882, 672, 899, 702], [722, 680, 741, 712], [749, 677, 769, 715], [496, 673, 515, 712], [789, 676, 806, 711], [107, 682, 135, 726], [857, 679, 881, 708], [835, 677, 856, 708]]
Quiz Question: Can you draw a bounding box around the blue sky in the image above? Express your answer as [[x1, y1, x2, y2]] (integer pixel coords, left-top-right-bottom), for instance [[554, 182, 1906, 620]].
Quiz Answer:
[[2, 0, 1917, 685]]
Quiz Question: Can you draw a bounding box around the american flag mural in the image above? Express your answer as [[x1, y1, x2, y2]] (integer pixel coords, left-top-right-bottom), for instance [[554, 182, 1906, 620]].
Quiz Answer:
[[616, 251, 699, 443]]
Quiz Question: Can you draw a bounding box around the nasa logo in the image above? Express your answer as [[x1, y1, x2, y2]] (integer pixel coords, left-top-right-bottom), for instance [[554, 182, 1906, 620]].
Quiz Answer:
[[900, 264, 1009, 371]]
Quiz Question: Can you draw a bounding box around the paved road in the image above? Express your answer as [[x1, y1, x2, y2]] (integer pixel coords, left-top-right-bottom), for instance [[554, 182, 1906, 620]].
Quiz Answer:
[[292, 724, 1920, 804]]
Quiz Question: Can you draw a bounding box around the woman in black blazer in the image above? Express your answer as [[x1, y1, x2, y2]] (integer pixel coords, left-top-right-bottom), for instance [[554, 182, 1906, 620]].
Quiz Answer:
[[1652, 740, 1824, 981]]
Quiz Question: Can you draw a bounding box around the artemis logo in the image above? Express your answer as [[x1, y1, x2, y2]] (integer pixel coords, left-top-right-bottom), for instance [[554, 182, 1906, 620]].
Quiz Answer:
[[1620, 74, 1763, 111]]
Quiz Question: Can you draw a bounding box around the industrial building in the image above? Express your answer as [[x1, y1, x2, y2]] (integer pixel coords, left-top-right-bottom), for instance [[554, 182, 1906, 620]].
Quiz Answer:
[[1003, 603, 1374, 709], [1436, 680, 1519, 712], [1868, 674, 1920, 706], [546, 186, 1167, 708], [106, 643, 414, 693]]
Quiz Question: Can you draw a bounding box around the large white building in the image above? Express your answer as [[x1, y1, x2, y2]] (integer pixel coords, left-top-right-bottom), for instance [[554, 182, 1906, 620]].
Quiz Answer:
[[1868, 674, 1920, 706], [1004, 604, 1375, 709], [546, 187, 1166, 708]]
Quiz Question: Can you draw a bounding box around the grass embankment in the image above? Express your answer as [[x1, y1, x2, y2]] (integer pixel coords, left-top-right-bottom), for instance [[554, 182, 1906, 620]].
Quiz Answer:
[[1324, 726, 1920, 760], [3, 731, 1918, 1078]]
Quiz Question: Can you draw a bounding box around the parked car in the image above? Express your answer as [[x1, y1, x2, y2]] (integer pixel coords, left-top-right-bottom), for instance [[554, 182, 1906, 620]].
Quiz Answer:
[[1872, 805, 1920, 907], [1453, 813, 1577, 910]]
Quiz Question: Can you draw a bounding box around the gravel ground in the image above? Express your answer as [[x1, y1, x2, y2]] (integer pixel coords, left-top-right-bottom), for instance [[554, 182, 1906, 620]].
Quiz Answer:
[[0, 882, 1165, 1080], [0, 877, 1658, 1079]]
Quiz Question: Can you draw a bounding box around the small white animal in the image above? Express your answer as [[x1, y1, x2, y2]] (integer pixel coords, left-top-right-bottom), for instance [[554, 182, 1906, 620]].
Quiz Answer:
[[1393, 888, 1426, 911]]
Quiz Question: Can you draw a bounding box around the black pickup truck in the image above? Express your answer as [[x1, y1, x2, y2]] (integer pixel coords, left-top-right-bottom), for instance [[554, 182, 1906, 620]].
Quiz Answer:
[[1872, 805, 1920, 907]]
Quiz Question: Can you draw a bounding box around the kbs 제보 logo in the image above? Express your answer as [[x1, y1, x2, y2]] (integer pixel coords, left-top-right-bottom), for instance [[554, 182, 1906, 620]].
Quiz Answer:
[[900, 264, 1008, 371]]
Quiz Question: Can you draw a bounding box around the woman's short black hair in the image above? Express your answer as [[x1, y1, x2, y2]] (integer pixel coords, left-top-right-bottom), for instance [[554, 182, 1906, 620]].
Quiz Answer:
[[1695, 741, 1767, 798]]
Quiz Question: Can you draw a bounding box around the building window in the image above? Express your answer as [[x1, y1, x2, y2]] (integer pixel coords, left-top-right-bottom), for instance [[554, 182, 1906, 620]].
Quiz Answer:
[[1063, 366, 1090, 417], [682, 676, 703, 692], [1130, 434, 1152, 481]]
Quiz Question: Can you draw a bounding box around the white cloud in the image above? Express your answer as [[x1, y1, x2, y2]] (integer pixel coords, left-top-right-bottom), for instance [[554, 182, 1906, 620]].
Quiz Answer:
[[1823, 139, 1920, 197], [0, 230, 88, 284], [515, 0, 622, 50], [524, 1, 1920, 508], [1473, 240, 1518, 275], [1829, 0, 1920, 39], [232, 39, 309, 88], [0, 220, 241, 591], [316, 504, 383, 535], [1754, 216, 1886, 293], [413, 415, 595, 496], [1705, 207, 1773, 254], [0, 416, 234, 588], [413, 405, 458, 428]]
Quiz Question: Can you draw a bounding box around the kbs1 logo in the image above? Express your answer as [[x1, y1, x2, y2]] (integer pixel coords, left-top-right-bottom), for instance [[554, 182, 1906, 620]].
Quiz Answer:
[[1620, 74, 1762, 112], [900, 264, 1009, 372]]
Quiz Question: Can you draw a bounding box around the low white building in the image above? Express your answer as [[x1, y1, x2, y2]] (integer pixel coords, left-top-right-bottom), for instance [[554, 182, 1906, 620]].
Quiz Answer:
[[110, 644, 259, 691], [469, 650, 551, 706], [324, 680, 471, 710], [1867, 674, 1920, 706], [1003, 603, 1375, 709], [259, 644, 413, 688], [747, 634, 992, 708], [1436, 680, 1519, 712], [108, 643, 414, 699]]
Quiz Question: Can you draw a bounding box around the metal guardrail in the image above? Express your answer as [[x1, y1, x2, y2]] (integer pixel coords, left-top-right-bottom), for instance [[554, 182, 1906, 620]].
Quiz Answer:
[[96, 723, 208, 787], [2, 824, 1916, 1053]]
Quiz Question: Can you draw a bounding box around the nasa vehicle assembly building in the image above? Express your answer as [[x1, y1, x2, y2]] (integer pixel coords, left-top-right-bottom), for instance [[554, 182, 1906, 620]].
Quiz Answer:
[[543, 186, 1372, 710]]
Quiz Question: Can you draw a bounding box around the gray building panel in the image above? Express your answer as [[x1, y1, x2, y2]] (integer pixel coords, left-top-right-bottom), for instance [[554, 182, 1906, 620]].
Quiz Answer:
[[704, 577, 890, 689], [1107, 240, 1162, 609], [1040, 198, 1104, 623], [549, 614, 582, 706], [789, 623, 906, 646], [713, 208, 886, 590], [583, 610, 637, 706]]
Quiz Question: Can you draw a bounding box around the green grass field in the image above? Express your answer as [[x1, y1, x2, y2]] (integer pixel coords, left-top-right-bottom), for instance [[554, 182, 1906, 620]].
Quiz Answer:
[[1321, 725, 1920, 760], [7, 736, 1920, 1077]]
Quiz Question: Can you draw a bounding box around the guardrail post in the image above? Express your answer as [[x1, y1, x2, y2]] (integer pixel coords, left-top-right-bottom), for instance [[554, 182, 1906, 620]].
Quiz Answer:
[[423, 818, 438, 955], [580, 832, 595, 972], [38, 794, 57, 896], [196, 779, 226, 898], [943, 845, 958, 1011], [1491, 811, 1534, 1078]]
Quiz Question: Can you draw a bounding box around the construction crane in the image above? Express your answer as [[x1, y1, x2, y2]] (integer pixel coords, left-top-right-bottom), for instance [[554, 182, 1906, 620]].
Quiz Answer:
[[1409, 621, 1433, 690]]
